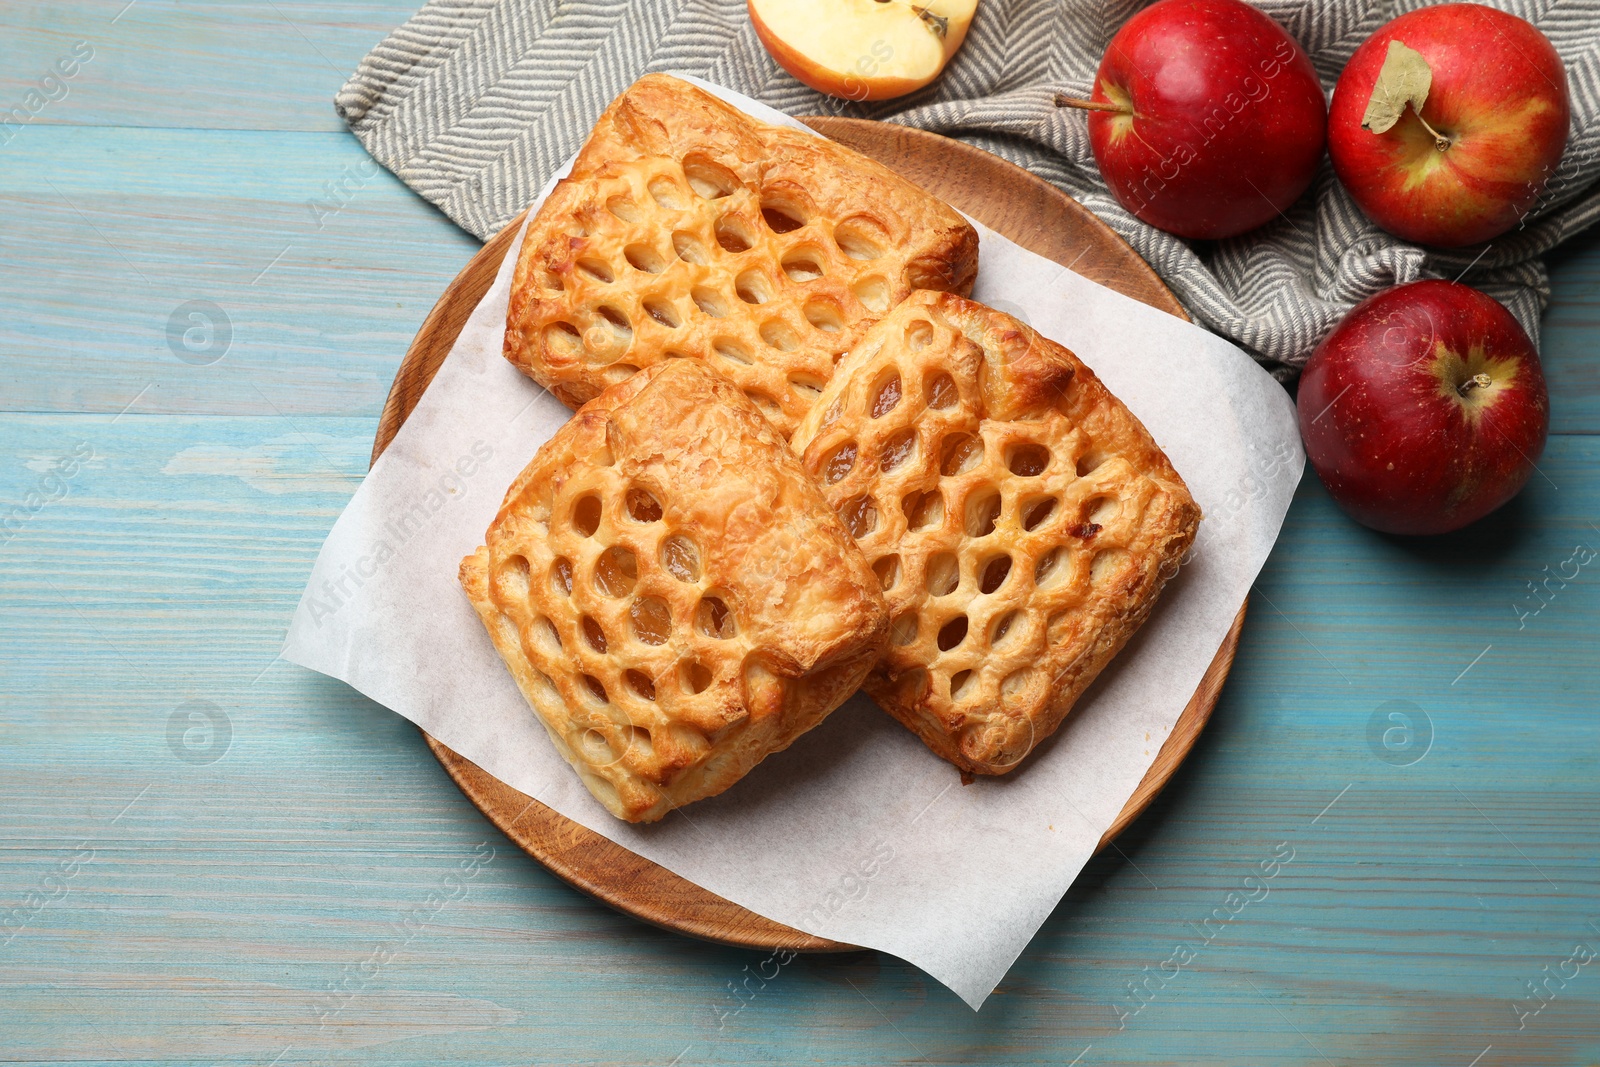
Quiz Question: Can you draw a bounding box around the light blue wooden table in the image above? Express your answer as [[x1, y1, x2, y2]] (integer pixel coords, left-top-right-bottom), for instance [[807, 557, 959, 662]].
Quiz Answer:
[[3, 3, 1598, 1064]]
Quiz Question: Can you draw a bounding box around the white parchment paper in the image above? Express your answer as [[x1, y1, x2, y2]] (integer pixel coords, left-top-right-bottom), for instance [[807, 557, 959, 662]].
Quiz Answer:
[[283, 78, 1303, 1009]]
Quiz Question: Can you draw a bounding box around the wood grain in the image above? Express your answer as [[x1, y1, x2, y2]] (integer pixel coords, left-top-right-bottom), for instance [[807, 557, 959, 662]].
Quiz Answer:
[[374, 118, 1245, 953], [0, 126, 480, 418], [0, 1, 420, 133], [6, 6, 1600, 1060]]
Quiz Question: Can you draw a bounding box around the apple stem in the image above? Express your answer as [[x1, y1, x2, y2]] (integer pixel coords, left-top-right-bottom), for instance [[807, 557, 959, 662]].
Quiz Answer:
[[1054, 94, 1130, 115], [1412, 108, 1452, 152], [1457, 372, 1493, 397]]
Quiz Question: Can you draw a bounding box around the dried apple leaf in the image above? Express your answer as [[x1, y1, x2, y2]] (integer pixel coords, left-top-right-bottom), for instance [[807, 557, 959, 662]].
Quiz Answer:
[[1362, 40, 1433, 135]]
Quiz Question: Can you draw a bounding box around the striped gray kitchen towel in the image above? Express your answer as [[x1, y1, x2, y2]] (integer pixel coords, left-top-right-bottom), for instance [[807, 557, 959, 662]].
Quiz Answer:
[[336, 0, 1600, 377]]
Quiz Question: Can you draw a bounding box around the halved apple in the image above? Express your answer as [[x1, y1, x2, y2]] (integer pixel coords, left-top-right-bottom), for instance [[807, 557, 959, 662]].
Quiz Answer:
[[750, 0, 978, 102]]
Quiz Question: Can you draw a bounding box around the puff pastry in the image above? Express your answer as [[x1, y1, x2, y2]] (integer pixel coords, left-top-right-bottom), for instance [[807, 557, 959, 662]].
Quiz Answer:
[[504, 73, 979, 438], [790, 292, 1201, 775], [461, 358, 891, 822]]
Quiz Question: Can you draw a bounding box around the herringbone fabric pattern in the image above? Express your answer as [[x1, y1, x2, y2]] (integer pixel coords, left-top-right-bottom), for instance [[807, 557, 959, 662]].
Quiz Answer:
[[336, 0, 1600, 375]]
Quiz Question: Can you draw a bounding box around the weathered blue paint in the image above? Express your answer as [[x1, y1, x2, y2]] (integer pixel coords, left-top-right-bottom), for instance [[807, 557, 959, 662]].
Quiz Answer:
[[2, 4, 1598, 1064]]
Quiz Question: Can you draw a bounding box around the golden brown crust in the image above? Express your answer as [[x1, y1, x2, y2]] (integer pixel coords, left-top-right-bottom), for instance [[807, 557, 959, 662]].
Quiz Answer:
[[504, 73, 979, 437], [461, 358, 890, 822], [790, 292, 1201, 775]]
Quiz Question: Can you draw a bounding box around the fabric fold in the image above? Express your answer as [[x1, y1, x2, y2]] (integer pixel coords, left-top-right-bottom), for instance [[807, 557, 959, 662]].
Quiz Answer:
[[337, 0, 1600, 376]]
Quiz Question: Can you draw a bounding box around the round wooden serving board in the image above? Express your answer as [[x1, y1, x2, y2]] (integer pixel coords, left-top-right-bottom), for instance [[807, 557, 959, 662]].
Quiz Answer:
[[375, 117, 1247, 954]]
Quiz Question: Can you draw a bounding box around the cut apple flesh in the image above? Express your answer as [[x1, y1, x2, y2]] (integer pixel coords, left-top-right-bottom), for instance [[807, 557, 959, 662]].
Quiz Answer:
[[751, 0, 977, 100]]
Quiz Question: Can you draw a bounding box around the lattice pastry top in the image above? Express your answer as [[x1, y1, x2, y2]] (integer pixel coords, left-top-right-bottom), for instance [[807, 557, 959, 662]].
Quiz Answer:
[[790, 292, 1201, 775], [504, 73, 979, 439], [461, 358, 890, 822]]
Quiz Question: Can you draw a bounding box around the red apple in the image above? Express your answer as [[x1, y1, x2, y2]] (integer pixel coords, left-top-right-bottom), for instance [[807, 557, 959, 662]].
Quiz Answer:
[[1059, 0, 1326, 240], [1328, 3, 1570, 248], [1297, 280, 1549, 536]]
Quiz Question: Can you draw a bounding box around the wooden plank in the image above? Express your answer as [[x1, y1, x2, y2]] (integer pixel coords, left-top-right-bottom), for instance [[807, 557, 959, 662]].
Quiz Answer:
[[0, 0, 421, 134], [3, 2, 1600, 1057], [2, 413, 1597, 1062], [1542, 226, 1600, 436], [0, 126, 479, 418]]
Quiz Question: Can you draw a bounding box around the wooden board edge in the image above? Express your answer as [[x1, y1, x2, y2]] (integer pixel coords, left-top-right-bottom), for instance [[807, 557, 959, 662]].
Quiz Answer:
[[424, 734, 857, 953]]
